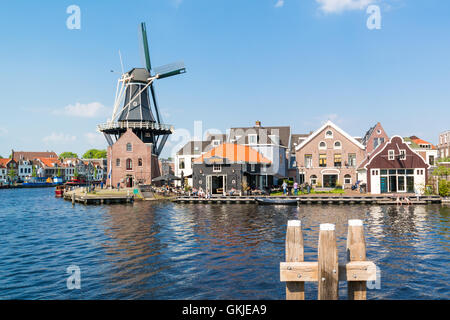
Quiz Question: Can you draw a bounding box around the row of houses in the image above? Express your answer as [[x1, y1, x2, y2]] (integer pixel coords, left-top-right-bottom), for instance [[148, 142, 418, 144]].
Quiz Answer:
[[173, 121, 442, 195], [0, 150, 107, 184]]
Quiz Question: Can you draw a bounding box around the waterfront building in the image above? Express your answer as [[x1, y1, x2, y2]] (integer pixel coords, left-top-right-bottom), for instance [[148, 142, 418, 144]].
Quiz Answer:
[[361, 122, 389, 155], [295, 121, 365, 189], [11, 150, 58, 161], [228, 121, 290, 187], [193, 143, 271, 194], [35, 158, 63, 180], [174, 134, 226, 187], [288, 133, 310, 183], [357, 136, 429, 194], [107, 128, 159, 187], [404, 136, 438, 168], [0, 161, 7, 184], [0, 158, 18, 183], [437, 130, 450, 159], [18, 160, 33, 181]]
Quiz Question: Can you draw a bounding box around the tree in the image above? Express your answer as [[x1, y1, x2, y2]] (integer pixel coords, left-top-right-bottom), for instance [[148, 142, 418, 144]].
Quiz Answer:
[[32, 166, 37, 177], [73, 167, 79, 178], [8, 169, 16, 181], [83, 149, 107, 159], [57, 168, 62, 177], [59, 152, 78, 159], [0, 155, 3, 159]]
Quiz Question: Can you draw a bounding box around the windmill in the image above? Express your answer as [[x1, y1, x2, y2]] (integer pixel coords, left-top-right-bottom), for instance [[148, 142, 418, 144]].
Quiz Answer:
[[98, 22, 186, 156]]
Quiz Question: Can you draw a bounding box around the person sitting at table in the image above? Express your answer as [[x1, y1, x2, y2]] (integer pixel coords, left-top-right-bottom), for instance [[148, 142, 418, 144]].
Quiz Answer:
[[229, 187, 236, 196]]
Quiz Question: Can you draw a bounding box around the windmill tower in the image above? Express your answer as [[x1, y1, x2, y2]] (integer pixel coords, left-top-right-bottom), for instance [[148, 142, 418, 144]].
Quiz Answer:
[[98, 22, 185, 187], [98, 22, 186, 156]]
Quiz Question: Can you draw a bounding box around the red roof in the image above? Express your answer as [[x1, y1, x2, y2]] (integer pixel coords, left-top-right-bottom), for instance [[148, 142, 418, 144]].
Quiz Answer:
[[410, 138, 436, 150], [38, 157, 61, 167], [0, 158, 11, 168], [194, 143, 271, 164]]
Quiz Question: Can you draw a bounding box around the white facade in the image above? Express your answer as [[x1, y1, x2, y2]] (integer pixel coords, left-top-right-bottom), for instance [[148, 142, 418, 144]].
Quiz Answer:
[[175, 155, 196, 187], [18, 161, 33, 181], [0, 168, 6, 183]]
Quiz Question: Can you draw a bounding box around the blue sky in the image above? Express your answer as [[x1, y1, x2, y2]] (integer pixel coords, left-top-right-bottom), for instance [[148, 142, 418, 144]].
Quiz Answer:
[[0, 0, 449, 158]]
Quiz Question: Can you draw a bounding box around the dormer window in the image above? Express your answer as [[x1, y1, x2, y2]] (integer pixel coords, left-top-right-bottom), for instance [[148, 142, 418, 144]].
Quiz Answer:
[[249, 134, 257, 145], [325, 130, 333, 139], [212, 140, 220, 147]]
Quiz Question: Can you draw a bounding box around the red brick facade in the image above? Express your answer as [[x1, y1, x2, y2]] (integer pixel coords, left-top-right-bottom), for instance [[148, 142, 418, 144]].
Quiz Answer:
[[107, 129, 159, 187]]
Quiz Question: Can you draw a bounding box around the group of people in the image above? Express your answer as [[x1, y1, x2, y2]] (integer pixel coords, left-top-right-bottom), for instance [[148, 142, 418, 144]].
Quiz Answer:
[[396, 195, 412, 206], [191, 187, 211, 199], [282, 181, 312, 196]]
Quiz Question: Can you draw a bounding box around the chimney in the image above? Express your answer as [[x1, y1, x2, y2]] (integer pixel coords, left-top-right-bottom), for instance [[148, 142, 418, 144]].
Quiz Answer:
[[255, 121, 261, 127]]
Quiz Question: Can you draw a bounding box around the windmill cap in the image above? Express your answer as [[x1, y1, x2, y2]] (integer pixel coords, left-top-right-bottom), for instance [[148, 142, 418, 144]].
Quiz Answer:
[[127, 68, 151, 82]]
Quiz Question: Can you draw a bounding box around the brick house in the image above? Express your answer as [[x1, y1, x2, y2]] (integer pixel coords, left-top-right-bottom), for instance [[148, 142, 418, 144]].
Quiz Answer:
[[361, 122, 389, 155], [295, 121, 365, 188], [357, 136, 429, 194], [107, 128, 160, 188]]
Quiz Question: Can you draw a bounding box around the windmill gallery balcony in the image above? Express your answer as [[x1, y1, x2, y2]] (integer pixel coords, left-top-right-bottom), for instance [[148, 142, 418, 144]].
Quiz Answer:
[[97, 121, 174, 135]]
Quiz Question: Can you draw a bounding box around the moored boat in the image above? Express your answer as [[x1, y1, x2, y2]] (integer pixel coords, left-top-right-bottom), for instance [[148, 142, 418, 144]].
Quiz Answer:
[[55, 185, 65, 197], [256, 198, 298, 205]]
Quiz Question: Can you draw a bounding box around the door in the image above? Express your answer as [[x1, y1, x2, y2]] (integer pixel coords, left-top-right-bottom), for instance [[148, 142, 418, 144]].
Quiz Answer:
[[397, 176, 406, 192], [389, 175, 397, 192], [380, 176, 388, 193]]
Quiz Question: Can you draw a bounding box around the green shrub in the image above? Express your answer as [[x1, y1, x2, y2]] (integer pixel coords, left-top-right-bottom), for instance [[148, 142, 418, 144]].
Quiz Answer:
[[438, 180, 449, 197]]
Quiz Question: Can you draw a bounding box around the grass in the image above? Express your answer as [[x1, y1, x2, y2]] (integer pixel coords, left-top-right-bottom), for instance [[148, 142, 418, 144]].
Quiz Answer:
[[270, 189, 345, 196]]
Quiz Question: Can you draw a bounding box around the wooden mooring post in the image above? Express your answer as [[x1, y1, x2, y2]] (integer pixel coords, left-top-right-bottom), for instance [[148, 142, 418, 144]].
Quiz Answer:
[[280, 219, 376, 300]]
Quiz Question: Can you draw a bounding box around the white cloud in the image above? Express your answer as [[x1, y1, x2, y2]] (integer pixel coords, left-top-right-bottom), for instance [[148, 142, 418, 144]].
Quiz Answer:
[[316, 0, 376, 13], [84, 132, 106, 148], [275, 0, 285, 8], [43, 132, 77, 144], [0, 126, 8, 136], [53, 102, 108, 118]]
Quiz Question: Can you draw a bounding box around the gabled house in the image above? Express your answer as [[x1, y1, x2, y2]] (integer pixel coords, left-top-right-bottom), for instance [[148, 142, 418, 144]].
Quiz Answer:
[[357, 136, 429, 194], [18, 160, 33, 181], [404, 136, 438, 168], [295, 121, 365, 188], [437, 130, 450, 159], [174, 133, 227, 187], [193, 143, 271, 194], [361, 122, 389, 155], [0, 158, 18, 183], [228, 121, 290, 186]]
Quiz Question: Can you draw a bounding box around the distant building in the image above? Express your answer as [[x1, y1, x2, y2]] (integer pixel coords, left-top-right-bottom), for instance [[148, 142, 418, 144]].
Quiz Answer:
[[357, 136, 429, 194], [0, 158, 18, 183], [11, 150, 58, 162], [361, 122, 389, 155], [18, 160, 33, 181], [437, 130, 450, 159], [295, 121, 365, 189], [193, 143, 271, 194], [404, 136, 438, 168]]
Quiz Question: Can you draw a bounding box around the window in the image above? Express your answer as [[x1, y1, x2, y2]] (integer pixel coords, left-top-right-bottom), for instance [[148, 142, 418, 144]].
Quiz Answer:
[[116, 158, 120, 167], [126, 159, 132, 170], [388, 150, 395, 160], [126, 143, 132, 152], [191, 158, 195, 168], [373, 138, 379, 149], [344, 174, 351, 184], [348, 154, 356, 167], [325, 130, 333, 138], [249, 134, 257, 145], [138, 158, 143, 167], [319, 141, 327, 150], [429, 155, 435, 166], [334, 154, 342, 167], [212, 140, 220, 146], [179, 158, 185, 169], [213, 164, 221, 172], [250, 164, 255, 172], [319, 154, 327, 167], [310, 175, 317, 185], [399, 149, 406, 160], [305, 154, 313, 168], [334, 141, 341, 149]]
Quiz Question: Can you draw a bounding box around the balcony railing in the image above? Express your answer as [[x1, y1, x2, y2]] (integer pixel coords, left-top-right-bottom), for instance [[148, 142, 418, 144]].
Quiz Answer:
[[97, 121, 174, 132]]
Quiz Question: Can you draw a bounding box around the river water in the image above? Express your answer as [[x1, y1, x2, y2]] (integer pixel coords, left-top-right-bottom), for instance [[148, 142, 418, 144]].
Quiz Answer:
[[0, 188, 448, 299]]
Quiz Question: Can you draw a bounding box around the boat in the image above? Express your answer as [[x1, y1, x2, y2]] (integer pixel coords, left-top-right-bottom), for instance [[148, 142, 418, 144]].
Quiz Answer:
[[256, 198, 298, 205], [55, 185, 65, 197]]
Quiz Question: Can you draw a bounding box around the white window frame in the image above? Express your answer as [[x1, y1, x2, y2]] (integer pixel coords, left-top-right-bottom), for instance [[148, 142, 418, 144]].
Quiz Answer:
[[399, 149, 406, 160], [334, 140, 342, 149], [212, 140, 220, 147], [388, 150, 395, 160], [344, 175, 352, 184], [319, 141, 327, 150], [325, 130, 333, 139], [250, 164, 256, 172], [213, 164, 221, 172], [248, 134, 257, 145]]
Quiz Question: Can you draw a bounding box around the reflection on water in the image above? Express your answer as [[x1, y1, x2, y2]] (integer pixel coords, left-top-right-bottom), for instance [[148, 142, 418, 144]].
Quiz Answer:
[[0, 188, 449, 299]]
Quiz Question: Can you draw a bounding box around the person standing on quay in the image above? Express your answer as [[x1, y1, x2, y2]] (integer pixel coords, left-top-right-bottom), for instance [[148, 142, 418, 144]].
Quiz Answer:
[[282, 180, 287, 196], [293, 182, 298, 196]]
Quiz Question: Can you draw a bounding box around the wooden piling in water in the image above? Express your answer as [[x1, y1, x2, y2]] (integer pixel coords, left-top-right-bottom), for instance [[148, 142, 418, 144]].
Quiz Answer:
[[318, 223, 339, 300], [285, 220, 305, 300], [347, 219, 367, 300]]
